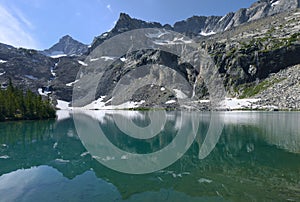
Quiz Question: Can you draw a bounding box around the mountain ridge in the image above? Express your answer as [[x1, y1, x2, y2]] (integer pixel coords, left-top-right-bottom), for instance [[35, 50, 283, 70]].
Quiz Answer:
[[42, 0, 300, 55], [89, 0, 300, 51], [0, 0, 299, 110]]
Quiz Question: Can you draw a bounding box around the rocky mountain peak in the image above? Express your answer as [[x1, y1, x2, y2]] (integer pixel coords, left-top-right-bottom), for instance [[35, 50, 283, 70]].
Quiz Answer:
[[42, 35, 88, 57], [118, 12, 132, 21], [89, 13, 165, 51], [111, 13, 163, 34], [59, 35, 73, 42]]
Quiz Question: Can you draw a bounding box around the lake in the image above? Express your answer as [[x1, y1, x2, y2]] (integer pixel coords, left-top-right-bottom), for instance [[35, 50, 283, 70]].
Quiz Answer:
[[0, 110, 300, 201]]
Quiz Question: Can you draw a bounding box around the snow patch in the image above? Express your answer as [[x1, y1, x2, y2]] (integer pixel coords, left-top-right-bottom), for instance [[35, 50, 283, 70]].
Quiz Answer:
[[38, 88, 51, 96], [78, 60, 88, 66], [50, 64, 57, 77], [120, 57, 127, 62], [0, 71, 6, 76], [173, 89, 188, 99], [82, 96, 107, 109], [0, 59, 7, 63], [200, 31, 216, 36], [218, 15, 227, 22], [271, 0, 280, 6], [66, 79, 79, 87], [165, 100, 176, 104], [81, 97, 145, 110], [56, 100, 70, 110], [50, 54, 67, 58], [153, 37, 192, 45], [220, 98, 260, 110], [90, 58, 99, 62], [50, 69, 56, 77], [101, 56, 115, 61], [145, 30, 169, 38], [160, 87, 165, 91]]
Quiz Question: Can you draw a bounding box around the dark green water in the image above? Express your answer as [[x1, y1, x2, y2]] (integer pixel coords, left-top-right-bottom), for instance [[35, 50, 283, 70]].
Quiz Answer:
[[0, 111, 299, 201]]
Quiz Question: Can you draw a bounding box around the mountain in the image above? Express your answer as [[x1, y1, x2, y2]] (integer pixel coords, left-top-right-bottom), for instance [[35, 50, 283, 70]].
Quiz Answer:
[[89, 13, 169, 51], [90, 0, 300, 50], [174, 0, 300, 35], [0, 41, 83, 102], [80, 1, 300, 110], [42, 35, 88, 57], [202, 8, 300, 109], [0, 0, 300, 110]]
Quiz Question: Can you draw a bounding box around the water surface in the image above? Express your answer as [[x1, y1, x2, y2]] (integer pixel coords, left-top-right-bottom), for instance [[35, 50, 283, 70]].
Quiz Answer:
[[0, 111, 299, 201]]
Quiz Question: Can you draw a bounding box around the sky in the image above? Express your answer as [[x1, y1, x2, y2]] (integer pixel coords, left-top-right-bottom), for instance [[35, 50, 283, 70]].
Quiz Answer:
[[0, 0, 257, 50]]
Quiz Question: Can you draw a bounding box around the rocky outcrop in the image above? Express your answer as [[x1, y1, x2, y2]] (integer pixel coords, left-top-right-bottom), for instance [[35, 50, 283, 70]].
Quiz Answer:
[[50, 56, 83, 102], [254, 64, 300, 109]]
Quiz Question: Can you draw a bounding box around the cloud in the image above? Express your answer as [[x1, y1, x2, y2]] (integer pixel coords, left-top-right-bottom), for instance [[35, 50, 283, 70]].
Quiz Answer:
[[106, 4, 112, 12], [0, 4, 38, 49]]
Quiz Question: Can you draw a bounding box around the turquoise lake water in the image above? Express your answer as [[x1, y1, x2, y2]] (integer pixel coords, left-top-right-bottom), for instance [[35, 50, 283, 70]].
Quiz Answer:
[[0, 111, 299, 201]]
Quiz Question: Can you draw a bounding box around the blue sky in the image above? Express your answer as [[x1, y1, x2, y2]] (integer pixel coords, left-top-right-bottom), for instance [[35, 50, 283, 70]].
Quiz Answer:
[[0, 0, 256, 50]]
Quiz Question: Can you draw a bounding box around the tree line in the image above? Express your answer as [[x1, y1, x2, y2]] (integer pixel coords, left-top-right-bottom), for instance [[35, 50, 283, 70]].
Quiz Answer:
[[0, 81, 56, 121]]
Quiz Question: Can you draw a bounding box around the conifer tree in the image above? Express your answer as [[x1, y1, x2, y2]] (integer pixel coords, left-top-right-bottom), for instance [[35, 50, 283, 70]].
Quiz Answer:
[[0, 81, 56, 121]]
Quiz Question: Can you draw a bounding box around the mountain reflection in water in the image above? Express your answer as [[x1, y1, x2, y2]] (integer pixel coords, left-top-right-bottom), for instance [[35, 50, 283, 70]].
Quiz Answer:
[[0, 111, 299, 201]]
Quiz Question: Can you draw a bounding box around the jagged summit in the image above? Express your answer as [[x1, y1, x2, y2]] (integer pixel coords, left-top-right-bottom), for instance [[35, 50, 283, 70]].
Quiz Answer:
[[42, 35, 88, 57], [112, 13, 163, 33], [89, 13, 166, 51]]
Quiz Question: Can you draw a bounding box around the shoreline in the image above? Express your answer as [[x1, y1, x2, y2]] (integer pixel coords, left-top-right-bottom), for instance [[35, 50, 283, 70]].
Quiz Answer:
[[56, 98, 300, 112]]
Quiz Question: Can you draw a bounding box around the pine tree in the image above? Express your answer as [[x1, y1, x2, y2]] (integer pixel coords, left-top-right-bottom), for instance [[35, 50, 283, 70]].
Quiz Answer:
[[0, 81, 56, 121]]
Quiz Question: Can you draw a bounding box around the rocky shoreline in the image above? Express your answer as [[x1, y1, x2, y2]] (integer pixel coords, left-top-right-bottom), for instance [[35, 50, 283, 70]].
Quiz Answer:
[[254, 64, 300, 110]]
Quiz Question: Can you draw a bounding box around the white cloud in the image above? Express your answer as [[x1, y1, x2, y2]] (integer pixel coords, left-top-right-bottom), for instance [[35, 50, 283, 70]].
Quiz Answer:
[[0, 4, 38, 49], [106, 4, 112, 12]]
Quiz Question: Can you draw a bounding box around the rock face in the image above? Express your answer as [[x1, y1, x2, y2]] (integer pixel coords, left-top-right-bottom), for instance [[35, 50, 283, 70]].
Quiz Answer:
[[0, 43, 55, 93], [254, 64, 300, 109], [42, 35, 88, 56], [174, 0, 300, 35], [0, 42, 82, 102]]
